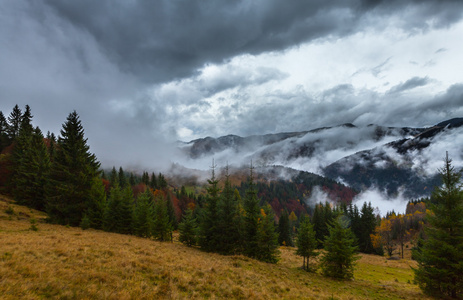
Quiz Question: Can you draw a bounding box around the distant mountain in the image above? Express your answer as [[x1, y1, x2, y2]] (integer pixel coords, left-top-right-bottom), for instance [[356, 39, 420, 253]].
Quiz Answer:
[[323, 118, 463, 197], [178, 118, 463, 199]]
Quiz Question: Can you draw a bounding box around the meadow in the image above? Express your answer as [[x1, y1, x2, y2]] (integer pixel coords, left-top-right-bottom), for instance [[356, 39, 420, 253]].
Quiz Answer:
[[0, 195, 429, 299]]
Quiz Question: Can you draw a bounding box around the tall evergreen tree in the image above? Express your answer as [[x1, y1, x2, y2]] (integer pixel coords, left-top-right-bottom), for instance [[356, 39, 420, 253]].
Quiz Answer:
[[103, 184, 122, 232], [152, 195, 172, 241], [321, 216, 360, 280], [13, 127, 50, 210], [312, 203, 325, 248], [6, 104, 22, 141], [158, 173, 168, 189], [45, 111, 100, 225], [296, 215, 319, 271], [141, 171, 149, 185], [132, 189, 154, 237], [256, 205, 280, 263], [85, 177, 107, 229], [178, 208, 198, 247], [109, 167, 118, 188], [198, 162, 220, 251], [102, 184, 133, 233], [150, 172, 158, 189], [359, 202, 376, 253], [118, 166, 127, 188], [413, 153, 463, 298], [243, 163, 261, 258], [216, 165, 241, 254]]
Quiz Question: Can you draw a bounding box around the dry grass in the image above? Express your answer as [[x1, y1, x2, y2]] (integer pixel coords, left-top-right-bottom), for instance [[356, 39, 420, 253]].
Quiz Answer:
[[0, 195, 429, 299]]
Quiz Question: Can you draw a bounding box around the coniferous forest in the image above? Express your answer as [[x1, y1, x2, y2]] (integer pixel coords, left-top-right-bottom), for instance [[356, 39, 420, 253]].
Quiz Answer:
[[1, 104, 463, 298]]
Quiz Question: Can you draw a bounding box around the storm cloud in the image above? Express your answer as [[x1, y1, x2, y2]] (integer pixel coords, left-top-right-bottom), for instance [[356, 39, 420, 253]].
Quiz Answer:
[[1, 0, 463, 171]]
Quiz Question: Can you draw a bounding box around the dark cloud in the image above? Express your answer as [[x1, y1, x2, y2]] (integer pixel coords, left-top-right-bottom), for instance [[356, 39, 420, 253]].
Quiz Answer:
[[387, 76, 430, 94], [1, 0, 462, 171], [42, 0, 463, 83]]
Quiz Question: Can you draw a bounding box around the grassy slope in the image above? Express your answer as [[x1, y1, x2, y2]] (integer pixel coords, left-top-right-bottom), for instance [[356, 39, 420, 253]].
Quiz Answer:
[[0, 195, 429, 299]]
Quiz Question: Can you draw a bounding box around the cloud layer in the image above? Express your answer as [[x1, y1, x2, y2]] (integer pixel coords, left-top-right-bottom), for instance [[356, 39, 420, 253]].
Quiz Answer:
[[1, 0, 463, 172]]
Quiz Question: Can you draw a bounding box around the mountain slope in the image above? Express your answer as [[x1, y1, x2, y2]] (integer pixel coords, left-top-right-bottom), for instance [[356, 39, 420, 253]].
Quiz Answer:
[[178, 118, 463, 198], [0, 195, 430, 299], [323, 119, 463, 197]]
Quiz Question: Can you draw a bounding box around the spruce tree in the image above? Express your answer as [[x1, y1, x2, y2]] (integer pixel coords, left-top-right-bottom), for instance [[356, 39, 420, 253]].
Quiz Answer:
[[312, 203, 325, 248], [243, 163, 260, 258], [132, 189, 154, 237], [85, 177, 107, 229], [296, 215, 319, 271], [152, 195, 172, 241], [198, 162, 220, 251], [118, 167, 127, 188], [102, 184, 133, 233], [216, 165, 241, 254], [413, 153, 463, 298], [256, 205, 280, 263], [103, 185, 122, 232], [150, 172, 158, 189], [45, 111, 100, 225], [359, 202, 376, 253], [6, 104, 22, 141], [13, 127, 50, 210], [109, 167, 118, 187], [321, 215, 359, 280], [11, 105, 34, 194], [179, 208, 198, 246]]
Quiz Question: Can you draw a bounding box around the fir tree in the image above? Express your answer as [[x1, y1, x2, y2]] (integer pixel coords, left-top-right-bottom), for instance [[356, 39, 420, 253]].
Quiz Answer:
[[132, 189, 154, 237], [216, 165, 241, 254], [321, 215, 360, 280], [11, 105, 34, 195], [102, 185, 122, 232], [198, 162, 220, 251], [45, 111, 100, 225], [296, 215, 319, 271], [256, 205, 280, 263], [118, 167, 127, 188], [84, 177, 107, 229], [243, 163, 260, 258], [179, 208, 198, 246], [152, 195, 172, 241], [6, 104, 22, 141], [102, 184, 133, 233], [413, 153, 463, 298], [13, 127, 50, 210], [109, 167, 118, 187], [150, 172, 157, 189], [359, 202, 376, 253], [141, 171, 149, 185], [312, 203, 325, 248], [158, 173, 168, 189]]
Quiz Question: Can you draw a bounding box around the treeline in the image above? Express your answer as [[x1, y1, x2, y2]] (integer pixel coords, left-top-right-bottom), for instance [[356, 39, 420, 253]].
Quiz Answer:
[[179, 165, 280, 263], [0, 105, 176, 240]]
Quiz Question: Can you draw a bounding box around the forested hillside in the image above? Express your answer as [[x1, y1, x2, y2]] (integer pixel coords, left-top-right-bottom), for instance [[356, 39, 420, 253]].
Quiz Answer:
[[1, 104, 462, 298]]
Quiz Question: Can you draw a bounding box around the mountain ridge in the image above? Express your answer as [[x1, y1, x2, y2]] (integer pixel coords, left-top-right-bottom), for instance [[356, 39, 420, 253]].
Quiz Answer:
[[177, 118, 463, 198]]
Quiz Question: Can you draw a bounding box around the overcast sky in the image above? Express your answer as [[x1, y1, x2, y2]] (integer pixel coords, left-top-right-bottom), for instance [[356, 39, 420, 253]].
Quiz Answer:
[[1, 0, 463, 170]]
